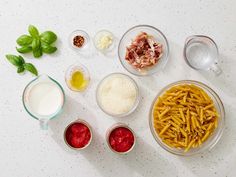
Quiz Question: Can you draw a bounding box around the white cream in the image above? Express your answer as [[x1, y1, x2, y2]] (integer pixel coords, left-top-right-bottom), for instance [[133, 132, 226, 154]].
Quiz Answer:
[[98, 74, 138, 115], [28, 82, 64, 116]]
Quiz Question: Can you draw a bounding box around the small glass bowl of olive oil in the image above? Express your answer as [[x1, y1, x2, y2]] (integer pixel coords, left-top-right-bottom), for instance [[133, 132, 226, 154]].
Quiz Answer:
[[65, 63, 90, 92]]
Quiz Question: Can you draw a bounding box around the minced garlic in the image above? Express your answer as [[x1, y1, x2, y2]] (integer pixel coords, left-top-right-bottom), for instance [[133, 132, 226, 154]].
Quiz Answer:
[[95, 30, 114, 51]]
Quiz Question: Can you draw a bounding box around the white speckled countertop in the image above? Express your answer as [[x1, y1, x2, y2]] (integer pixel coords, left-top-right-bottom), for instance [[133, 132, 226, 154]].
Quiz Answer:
[[0, 0, 236, 176]]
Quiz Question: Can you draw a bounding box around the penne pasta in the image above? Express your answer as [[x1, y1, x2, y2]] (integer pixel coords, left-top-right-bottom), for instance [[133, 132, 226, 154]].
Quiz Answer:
[[204, 103, 214, 110], [201, 131, 210, 142], [191, 116, 196, 130], [159, 107, 170, 118], [200, 108, 204, 124], [171, 116, 182, 125], [185, 139, 195, 152], [179, 108, 186, 123], [153, 84, 219, 152], [159, 124, 171, 135], [186, 109, 191, 132]]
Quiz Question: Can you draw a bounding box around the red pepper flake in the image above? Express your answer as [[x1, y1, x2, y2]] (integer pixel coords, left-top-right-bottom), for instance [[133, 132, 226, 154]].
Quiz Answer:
[[73, 35, 85, 48], [65, 122, 91, 148], [109, 127, 135, 152]]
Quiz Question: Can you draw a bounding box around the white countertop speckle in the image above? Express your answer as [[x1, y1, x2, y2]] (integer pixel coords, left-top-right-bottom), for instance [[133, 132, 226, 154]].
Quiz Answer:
[[0, 0, 236, 177]]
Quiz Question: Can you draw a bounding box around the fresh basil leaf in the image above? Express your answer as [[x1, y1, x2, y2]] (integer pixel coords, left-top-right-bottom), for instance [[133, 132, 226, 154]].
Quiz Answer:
[[16, 35, 33, 46], [23, 63, 38, 76], [18, 55, 25, 64], [42, 43, 57, 54], [28, 25, 39, 38], [33, 47, 43, 58], [32, 38, 41, 51], [17, 66, 25, 73], [16, 46, 32, 53], [40, 31, 57, 44], [5, 54, 24, 67]]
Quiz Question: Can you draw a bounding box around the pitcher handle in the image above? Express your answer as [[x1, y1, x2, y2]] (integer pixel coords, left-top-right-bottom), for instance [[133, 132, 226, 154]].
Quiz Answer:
[[39, 118, 49, 130], [210, 63, 222, 76]]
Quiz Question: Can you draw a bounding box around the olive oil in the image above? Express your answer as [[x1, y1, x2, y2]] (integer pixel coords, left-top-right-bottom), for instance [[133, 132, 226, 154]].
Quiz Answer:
[[70, 71, 88, 91], [65, 64, 90, 92]]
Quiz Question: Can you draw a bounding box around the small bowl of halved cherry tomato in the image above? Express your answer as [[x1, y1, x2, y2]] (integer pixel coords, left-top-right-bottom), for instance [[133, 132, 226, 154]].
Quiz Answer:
[[64, 119, 92, 150], [106, 123, 136, 154]]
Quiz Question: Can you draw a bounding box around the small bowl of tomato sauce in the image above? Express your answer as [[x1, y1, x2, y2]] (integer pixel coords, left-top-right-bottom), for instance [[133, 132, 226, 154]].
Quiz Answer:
[[106, 123, 136, 154], [64, 119, 92, 150]]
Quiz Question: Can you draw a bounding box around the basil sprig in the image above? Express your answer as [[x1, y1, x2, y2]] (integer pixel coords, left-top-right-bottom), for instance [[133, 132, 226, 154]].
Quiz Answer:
[[6, 54, 38, 76], [16, 25, 57, 58]]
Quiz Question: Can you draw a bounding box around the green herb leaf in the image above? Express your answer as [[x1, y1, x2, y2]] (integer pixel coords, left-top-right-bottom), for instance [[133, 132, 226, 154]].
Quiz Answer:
[[16, 35, 33, 46], [18, 55, 25, 64], [32, 38, 41, 51], [17, 66, 25, 73], [28, 25, 39, 38], [42, 43, 57, 54], [33, 47, 43, 58], [40, 31, 57, 44], [32, 38, 42, 58], [5, 54, 25, 67], [23, 63, 38, 76], [16, 46, 32, 53]]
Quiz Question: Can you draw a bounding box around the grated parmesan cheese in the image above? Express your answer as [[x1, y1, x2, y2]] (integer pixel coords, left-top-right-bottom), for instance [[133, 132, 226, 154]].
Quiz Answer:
[[98, 74, 137, 115]]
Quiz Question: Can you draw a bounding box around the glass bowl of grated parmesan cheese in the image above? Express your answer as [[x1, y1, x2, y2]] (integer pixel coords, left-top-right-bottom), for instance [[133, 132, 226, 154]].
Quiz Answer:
[[96, 73, 140, 117]]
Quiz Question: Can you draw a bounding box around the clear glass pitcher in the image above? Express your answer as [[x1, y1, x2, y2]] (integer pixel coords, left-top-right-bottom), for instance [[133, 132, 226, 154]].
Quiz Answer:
[[22, 75, 65, 130], [183, 35, 222, 76]]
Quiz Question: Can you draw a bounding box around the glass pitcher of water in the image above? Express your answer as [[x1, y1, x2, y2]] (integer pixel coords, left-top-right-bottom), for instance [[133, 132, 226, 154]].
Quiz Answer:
[[22, 75, 65, 130], [183, 35, 222, 76]]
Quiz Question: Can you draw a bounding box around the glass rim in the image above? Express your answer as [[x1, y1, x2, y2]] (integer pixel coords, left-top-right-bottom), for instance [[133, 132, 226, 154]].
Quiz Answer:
[[118, 24, 169, 77], [96, 72, 140, 117], [149, 80, 225, 156]]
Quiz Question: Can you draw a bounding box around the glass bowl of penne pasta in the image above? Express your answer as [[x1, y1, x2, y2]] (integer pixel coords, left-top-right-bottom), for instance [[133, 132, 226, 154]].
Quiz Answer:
[[149, 80, 225, 156]]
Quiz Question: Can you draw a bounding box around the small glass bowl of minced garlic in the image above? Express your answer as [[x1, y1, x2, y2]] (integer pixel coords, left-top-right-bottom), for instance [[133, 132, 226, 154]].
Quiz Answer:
[[65, 63, 90, 92], [93, 30, 116, 54]]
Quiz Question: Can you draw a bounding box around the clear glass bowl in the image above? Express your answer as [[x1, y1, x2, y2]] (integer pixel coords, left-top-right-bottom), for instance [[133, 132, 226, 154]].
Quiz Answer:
[[68, 30, 91, 53], [149, 80, 225, 156], [118, 25, 169, 76], [65, 63, 90, 92], [93, 30, 116, 54], [96, 73, 140, 117]]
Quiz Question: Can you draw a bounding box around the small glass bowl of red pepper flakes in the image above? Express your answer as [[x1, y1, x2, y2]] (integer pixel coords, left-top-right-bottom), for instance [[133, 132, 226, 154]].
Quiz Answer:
[[69, 30, 91, 53], [64, 119, 92, 150], [106, 123, 136, 154]]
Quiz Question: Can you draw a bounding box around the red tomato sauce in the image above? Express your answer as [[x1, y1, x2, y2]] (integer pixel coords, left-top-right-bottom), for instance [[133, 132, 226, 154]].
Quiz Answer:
[[65, 122, 91, 148], [109, 127, 135, 152]]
